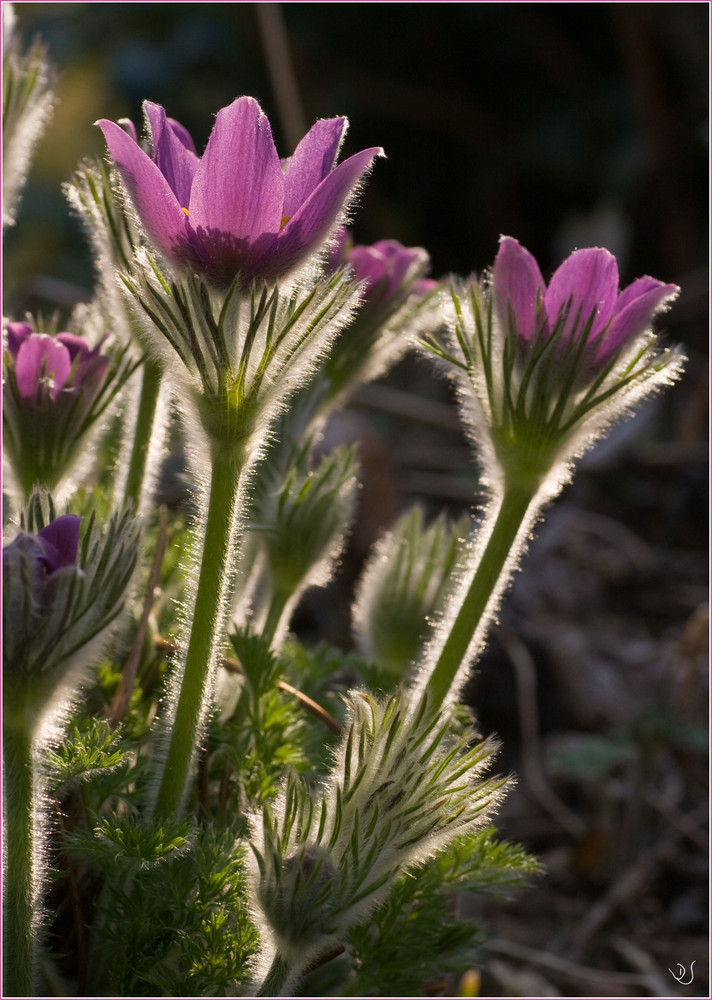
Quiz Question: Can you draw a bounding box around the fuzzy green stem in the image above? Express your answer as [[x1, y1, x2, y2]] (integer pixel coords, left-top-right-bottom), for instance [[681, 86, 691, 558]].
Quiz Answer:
[[261, 587, 291, 649], [257, 953, 293, 997], [152, 444, 244, 822], [122, 357, 163, 511], [425, 480, 538, 712], [3, 716, 37, 996]]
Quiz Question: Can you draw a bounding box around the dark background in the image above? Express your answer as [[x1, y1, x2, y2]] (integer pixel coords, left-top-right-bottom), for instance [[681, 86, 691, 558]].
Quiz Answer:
[[5, 3, 709, 996]]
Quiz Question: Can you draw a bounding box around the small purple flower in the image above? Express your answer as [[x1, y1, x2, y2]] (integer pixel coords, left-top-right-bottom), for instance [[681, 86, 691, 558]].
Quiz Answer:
[[36, 515, 82, 573], [96, 97, 384, 287], [492, 236, 679, 364], [3, 507, 139, 704], [5, 321, 110, 405], [3, 321, 132, 501], [3, 515, 81, 584], [4, 513, 80, 568], [329, 228, 435, 310]]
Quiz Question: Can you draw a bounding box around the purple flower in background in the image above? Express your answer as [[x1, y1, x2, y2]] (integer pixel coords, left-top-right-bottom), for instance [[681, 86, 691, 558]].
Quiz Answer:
[[2, 517, 82, 647], [3, 321, 132, 501], [491, 236, 679, 364], [3, 515, 81, 607], [96, 97, 384, 286], [3, 506, 139, 700], [3, 515, 81, 580], [35, 515, 82, 573], [329, 228, 436, 310], [5, 321, 110, 406]]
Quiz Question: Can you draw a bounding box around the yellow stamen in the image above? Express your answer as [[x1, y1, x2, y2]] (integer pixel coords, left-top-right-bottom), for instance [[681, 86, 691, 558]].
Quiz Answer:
[[182, 207, 189, 217], [280, 214, 291, 231]]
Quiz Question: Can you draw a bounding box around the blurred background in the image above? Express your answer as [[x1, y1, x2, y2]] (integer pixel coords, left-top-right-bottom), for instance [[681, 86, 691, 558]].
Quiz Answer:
[[5, 3, 709, 996]]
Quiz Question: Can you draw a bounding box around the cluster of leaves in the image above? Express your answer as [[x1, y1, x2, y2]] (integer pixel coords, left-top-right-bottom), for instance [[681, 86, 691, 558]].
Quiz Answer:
[[64, 820, 259, 996], [346, 827, 538, 996], [39, 605, 539, 997]]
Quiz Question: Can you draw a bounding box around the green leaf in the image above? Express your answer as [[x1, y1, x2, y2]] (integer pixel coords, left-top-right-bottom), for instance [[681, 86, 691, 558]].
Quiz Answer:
[[44, 717, 130, 794]]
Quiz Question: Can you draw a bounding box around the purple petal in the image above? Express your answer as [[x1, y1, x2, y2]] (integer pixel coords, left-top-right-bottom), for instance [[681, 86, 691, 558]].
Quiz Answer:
[[348, 245, 388, 288], [413, 278, 439, 298], [144, 101, 199, 208], [56, 332, 91, 361], [282, 117, 347, 220], [14, 335, 72, 400], [4, 321, 34, 359], [167, 116, 197, 155], [266, 146, 384, 278], [117, 117, 138, 142], [372, 240, 429, 292], [188, 96, 284, 243], [599, 278, 680, 360], [545, 248, 619, 344], [96, 118, 191, 258], [38, 515, 82, 572], [492, 236, 547, 342]]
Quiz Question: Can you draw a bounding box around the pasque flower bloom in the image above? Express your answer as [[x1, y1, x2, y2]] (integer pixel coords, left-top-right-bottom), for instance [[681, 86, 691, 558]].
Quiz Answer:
[[3, 515, 83, 678], [419, 236, 683, 495], [492, 236, 679, 364], [5, 321, 110, 410], [3, 320, 134, 501], [3, 514, 81, 582], [3, 506, 139, 697], [413, 238, 684, 711], [96, 97, 383, 286]]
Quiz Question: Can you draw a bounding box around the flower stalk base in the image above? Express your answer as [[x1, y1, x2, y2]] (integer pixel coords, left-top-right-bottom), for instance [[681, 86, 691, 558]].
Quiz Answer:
[[2, 713, 37, 997], [420, 480, 539, 711]]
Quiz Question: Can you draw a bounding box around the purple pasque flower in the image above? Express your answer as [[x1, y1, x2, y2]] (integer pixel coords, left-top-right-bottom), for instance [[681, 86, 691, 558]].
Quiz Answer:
[[3, 515, 82, 671], [3, 514, 81, 580], [96, 97, 384, 287], [329, 227, 436, 310], [492, 236, 679, 364], [3, 320, 133, 502], [3, 506, 139, 711], [5, 321, 110, 405], [35, 515, 82, 572]]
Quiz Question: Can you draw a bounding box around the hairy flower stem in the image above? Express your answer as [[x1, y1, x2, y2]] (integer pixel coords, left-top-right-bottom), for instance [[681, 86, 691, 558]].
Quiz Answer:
[[257, 953, 293, 997], [424, 478, 538, 712], [260, 588, 291, 649], [152, 443, 245, 823], [122, 357, 163, 511], [2, 714, 37, 996]]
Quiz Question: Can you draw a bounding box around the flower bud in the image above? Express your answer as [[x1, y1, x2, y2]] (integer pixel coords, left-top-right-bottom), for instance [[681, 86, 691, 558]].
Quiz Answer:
[[329, 227, 435, 314], [322, 228, 439, 409], [353, 507, 471, 679], [258, 844, 338, 950], [261, 445, 359, 596], [2, 12, 54, 227], [249, 689, 506, 984]]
